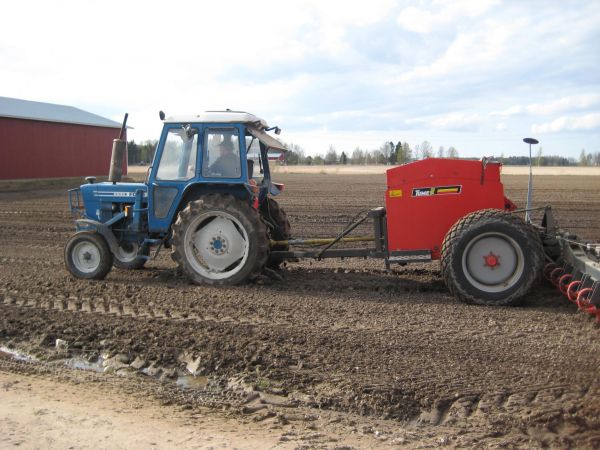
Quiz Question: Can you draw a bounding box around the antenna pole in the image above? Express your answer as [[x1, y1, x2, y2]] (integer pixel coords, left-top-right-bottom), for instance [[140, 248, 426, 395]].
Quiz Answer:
[[523, 138, 539, 223]]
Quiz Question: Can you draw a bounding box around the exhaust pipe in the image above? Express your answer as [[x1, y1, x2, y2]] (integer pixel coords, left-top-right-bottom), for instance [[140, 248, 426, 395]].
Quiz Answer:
[[108, 113, 128, 183]]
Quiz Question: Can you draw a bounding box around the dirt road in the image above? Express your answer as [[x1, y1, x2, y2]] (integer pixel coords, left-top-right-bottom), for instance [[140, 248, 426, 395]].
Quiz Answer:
[[1, 173, 599, 448]]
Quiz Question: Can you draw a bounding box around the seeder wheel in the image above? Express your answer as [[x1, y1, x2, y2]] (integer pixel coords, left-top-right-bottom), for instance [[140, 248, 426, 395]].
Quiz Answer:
[[567, 280, 582, 303], [558, 273, 573, 295], [543, 263, 558, 281], [550, 267, 564, 287], [576, 288, 592, 310], [441, 209, 544, 306]]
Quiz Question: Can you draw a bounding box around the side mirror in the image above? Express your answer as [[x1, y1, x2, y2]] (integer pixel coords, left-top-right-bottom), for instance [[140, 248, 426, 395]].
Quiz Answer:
[[182, 124, 197, 140], [159, 111, 166, 120]]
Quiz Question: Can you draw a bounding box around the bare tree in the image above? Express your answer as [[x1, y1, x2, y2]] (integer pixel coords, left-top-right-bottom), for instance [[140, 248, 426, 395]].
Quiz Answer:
[[579, 149, 589, 166], [325, 145, 339, 165], [447, 146, 459, 158], [379, 141, 391, 162], [437, 146, 445, 158], [402, 142, 412, 161], [351, 147, 365, 165], [420, 141, 433, 159], [536, 146, 543, 166], [414, 144, 421, 160]]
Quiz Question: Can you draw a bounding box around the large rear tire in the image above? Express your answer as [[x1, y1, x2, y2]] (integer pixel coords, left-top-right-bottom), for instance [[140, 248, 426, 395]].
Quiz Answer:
[[64, 231, 113, 280], [171, 194, 269, 285], [260, 198, 291, 269], [441, 209, 543, 306]]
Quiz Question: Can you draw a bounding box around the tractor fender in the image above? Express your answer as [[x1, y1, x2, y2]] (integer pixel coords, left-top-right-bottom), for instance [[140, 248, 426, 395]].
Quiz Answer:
[[75, 219, 120, 255]]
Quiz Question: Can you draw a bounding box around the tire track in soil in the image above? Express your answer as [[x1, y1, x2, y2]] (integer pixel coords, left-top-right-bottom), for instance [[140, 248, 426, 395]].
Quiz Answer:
[[2, 285, 598, 436]]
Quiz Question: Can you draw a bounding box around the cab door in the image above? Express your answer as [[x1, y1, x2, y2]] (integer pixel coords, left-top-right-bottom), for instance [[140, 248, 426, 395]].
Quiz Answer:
[[148, 124, 199, 233]]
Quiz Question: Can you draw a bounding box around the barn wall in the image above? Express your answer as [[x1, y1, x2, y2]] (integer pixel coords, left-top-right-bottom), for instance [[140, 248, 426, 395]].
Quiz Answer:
[[0, 117, 126, 180]]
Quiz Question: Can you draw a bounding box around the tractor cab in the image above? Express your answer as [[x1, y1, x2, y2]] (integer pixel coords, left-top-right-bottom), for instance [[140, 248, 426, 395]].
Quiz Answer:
[[148, 111, 286, 233]]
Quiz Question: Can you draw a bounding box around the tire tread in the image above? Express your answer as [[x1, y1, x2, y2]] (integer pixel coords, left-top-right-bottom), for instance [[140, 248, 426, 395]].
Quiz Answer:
[[441, 209, 544, 306], [171, 194, 269, 285]]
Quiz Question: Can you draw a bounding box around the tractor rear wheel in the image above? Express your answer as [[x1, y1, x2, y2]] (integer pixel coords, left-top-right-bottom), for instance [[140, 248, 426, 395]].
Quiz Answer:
[[441, 209, 543, 306], [64, 231, 113, 280], [113, 242, 148, 270], [171, 194, 269, 285], [261, 198, 291, 269]]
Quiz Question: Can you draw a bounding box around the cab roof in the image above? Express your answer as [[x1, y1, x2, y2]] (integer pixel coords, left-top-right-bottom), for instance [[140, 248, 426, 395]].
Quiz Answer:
[[164, 111, 268, 129], [163, 110, 286, 152]]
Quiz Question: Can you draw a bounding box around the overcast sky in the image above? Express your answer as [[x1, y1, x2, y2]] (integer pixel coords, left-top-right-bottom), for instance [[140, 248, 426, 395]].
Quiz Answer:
[[1, 0, 599, 158]]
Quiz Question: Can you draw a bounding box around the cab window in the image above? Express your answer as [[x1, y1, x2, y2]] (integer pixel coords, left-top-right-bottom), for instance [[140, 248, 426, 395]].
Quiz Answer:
[[156, 127, 198, 180], [202, 128, 241, 178]]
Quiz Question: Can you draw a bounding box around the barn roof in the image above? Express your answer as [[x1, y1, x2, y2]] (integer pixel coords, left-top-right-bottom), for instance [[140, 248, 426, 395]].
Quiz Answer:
[[0, 96, 121, 129]]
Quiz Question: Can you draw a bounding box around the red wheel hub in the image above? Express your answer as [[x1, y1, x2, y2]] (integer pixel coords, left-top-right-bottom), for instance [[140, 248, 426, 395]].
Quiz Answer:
[[483, 252, 500, 269]]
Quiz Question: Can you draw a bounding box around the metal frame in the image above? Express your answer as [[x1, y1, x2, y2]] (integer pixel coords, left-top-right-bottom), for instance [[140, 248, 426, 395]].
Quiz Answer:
[[270, 207, 431, 265], [541, 206, 600, 320]]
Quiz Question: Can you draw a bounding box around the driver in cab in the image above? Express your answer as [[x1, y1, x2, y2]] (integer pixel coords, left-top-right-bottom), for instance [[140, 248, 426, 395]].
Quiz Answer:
[[209, 140, 240, 178]]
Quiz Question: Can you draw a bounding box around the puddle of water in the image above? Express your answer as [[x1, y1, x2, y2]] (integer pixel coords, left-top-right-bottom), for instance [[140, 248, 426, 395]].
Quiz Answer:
[[63, 356, 104, 372], [176, 375, 209, 390], [0, 345, 104, 373], [1, 344, 210, 393], [0, 346, 36, 361]]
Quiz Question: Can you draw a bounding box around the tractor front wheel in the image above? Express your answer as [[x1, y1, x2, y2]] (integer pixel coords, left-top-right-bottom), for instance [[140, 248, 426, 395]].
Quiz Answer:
[[441, 209, 543, 306], [113, 242, 148, 270], [64, 231, 113, 280], [171, 194, 269, 285]]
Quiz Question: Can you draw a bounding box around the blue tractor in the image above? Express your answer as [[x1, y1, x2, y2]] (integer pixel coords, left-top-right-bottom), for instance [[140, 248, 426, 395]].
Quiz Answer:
[[65, 111, 290, 285]]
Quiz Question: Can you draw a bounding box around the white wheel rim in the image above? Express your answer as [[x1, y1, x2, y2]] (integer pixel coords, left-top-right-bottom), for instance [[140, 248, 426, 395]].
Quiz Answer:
[[461, 232, 524, 293], [183, 211, 250, 280], [72, 241, 101, 273], [115, 242, 139, 263]]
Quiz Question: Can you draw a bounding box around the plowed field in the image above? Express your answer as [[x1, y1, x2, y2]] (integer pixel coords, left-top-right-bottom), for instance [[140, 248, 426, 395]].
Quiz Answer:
[[1, 174, 599, 449]]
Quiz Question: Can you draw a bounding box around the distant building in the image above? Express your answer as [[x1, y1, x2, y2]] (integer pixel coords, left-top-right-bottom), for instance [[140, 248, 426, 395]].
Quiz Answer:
[[0, 96, 125, 180]]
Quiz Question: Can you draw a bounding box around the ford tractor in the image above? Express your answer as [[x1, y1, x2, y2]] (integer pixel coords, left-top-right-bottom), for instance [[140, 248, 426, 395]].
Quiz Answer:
[[66, 111, 290, 285]]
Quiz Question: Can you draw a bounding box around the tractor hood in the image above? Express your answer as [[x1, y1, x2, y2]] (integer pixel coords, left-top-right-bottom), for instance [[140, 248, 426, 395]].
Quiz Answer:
[[247, 126, 287, 152]]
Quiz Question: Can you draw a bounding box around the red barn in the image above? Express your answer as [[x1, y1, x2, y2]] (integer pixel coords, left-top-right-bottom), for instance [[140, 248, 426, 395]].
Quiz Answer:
[[0, 96, 126, 180]]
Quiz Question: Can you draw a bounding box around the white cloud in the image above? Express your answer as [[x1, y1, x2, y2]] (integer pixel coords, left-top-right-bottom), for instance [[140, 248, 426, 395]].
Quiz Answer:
[[397, 18, 525, 83], [396, 0, 500, 34], [495, 123, 507, 131], [532, 113, 600, 133], [490, 105, 522, 117], [396, 7, 436, 34], [527, 94, 600, 116], [407, 112, 482, 131]]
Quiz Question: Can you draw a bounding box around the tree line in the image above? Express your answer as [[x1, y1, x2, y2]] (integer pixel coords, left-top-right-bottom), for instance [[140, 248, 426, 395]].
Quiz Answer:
[[284, 141, 600, 167], [126, 139, 600, 167], [127, 140, 158, 165], [284, 140, 459, 166]]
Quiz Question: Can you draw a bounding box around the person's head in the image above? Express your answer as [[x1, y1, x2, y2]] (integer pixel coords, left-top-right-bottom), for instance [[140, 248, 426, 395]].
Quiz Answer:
[[218, 140, 234, 155]]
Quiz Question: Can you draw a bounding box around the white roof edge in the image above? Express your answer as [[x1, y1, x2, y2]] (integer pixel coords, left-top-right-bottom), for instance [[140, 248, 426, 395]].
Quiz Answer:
[[164, 111, 268, 128], [0, 113, 122, 129]]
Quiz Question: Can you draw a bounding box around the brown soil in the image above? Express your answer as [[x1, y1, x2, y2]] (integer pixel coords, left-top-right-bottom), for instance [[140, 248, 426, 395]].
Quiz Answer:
[[1, 174, 599, 449]]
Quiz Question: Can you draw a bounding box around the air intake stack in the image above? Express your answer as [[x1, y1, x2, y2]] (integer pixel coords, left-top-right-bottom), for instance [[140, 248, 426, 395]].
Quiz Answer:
[[108, 113, 128, 183]]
